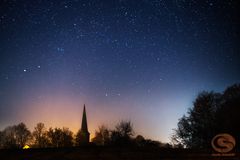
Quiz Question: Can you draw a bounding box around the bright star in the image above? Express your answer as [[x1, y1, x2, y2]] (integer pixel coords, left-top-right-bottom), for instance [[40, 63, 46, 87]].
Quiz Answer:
[[57, 47, 64, 53]]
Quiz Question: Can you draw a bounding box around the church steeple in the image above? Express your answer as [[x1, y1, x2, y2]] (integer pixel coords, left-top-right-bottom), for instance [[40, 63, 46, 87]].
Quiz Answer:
[[81, 104, 88, 132], [78, 104, 90, 144]]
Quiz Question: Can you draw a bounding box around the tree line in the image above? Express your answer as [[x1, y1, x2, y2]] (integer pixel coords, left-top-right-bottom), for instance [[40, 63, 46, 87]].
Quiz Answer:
[[0, 121, 171, 149], [172, 83, 240, 149], [1, 83, 238, 149]]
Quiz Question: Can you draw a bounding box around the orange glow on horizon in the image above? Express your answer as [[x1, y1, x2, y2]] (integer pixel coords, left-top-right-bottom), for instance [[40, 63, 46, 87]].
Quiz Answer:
[[6, 94, 172, 143]]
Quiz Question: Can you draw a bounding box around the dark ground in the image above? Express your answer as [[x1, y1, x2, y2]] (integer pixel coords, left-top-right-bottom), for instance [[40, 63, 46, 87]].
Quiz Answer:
[[0, 147, 239, 160]]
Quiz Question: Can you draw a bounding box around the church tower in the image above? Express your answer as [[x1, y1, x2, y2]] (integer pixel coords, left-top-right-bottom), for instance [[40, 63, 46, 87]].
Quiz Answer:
[[79, 104, 90, 144]]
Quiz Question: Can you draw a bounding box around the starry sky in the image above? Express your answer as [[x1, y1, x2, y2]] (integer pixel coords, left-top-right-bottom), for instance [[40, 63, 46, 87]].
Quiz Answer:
[[0, 0, 239, 142]]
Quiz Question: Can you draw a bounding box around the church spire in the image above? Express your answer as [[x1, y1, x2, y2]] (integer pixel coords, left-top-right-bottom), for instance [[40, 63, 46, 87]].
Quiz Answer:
[[78, 104, 90, 144], [81, 104, 88, 132]]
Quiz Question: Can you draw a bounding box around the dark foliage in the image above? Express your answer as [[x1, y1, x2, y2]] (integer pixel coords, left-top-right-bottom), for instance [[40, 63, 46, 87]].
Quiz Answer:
[[109, 121, 134, 146], [32, 122, 49, 148], [47, 127, 74, 147], [91, 121, 170, 148], [0, 123, 31, 149], [91, 125, 110, 146], [92, 121, 134, 146], [173, 83, 240, 149]]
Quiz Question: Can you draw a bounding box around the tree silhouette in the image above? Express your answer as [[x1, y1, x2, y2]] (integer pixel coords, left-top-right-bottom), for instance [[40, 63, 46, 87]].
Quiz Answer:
[[134, 135, 169, 148], [135, 135, 145, 147], [60, 127, 74, 147], [0, 131, 3, 149], [91, 121, 135, 146], [47, 127, 73, 147], [15, 123, 31, 148], [1, 126, 17, 148], [109, 121, 134, 146], [216, 84, 240, 147], [173, 83, 240, 149], [115, 121, 134, 137], [0, 123, 31, 148], [92, 125, 110, 146], [32, 122, 49, 148]]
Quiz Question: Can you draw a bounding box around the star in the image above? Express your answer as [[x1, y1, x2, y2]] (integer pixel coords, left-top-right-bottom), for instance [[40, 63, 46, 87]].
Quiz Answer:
[[0, 0, 239, 145], [57, 47, 65, 53]]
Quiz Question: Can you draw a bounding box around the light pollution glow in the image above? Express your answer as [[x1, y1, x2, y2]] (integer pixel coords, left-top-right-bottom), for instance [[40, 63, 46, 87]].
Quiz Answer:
[[0, 86, 197, 143], [1, 0, 239, 144]]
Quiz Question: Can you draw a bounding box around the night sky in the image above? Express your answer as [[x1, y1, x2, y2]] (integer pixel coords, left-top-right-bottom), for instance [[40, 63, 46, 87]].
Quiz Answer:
[[0, 0, 239, 142]]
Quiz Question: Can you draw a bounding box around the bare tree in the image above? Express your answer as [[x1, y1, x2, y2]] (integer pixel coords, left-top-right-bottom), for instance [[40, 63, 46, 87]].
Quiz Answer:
[[47, 127, 73, 147], [15, 123, 31, 148], [32, 122, 49, 148], [92, 125, 110, 145], [110, 120, 134, 146], [0, 123, 31, 148], [61, 127, 74, 147], [115, 121, 134, 137], [1, 126, 17, 148]]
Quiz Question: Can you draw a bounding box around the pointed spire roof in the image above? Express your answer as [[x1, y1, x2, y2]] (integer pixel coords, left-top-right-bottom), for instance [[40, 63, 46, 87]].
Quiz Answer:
[[81, 104, 89, 132]]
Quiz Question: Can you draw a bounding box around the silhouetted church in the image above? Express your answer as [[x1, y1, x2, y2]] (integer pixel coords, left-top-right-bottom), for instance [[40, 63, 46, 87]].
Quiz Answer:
[[79, 104, 90, 144]]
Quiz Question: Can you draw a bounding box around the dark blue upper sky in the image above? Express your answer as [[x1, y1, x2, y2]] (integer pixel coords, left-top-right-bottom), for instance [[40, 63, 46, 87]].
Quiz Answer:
[[0, 0, 239, 142]]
